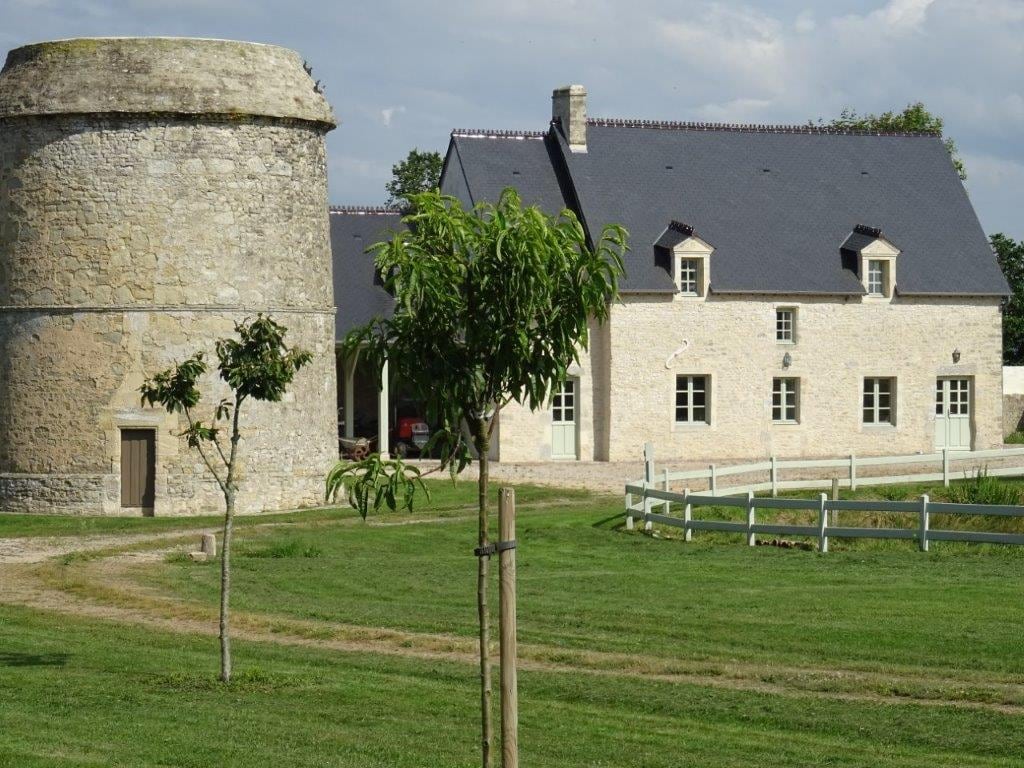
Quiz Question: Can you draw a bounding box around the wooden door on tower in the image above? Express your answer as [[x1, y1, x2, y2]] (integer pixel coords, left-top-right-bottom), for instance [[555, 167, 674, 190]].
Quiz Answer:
[[934, 378, 972, 451], [551, 378, 578, 459], [121, 429, 156, 512]]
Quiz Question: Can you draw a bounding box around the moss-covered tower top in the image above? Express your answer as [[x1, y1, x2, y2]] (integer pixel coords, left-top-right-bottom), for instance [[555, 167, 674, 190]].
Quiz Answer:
[[0, 37, 337, 128]]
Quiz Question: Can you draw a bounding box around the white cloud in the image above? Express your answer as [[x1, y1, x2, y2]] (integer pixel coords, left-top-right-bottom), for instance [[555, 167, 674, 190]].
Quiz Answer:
[[380, 106, 406, 127], [657, 4, 789, 95]]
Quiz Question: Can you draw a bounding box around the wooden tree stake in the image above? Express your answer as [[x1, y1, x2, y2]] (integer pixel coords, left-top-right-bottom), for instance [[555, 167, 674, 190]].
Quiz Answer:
[[498, 487, 519, 768]]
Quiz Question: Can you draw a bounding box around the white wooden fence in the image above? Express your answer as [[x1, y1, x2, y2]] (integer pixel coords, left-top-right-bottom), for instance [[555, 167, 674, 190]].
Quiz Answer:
[[624, 444, 1024, 550]]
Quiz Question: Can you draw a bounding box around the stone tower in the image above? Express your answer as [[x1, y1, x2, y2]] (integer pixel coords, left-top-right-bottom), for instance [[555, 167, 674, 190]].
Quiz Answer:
[[0, 38, 338, 515]]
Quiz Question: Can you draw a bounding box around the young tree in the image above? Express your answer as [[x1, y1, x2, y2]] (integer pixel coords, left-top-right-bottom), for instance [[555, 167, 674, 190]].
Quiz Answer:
[[336, 189, 626, 767], [812, 103, 966, 180], [994, 233, 1024, 364], [385, 148, 443, 209], [140, 315, 312, 682]]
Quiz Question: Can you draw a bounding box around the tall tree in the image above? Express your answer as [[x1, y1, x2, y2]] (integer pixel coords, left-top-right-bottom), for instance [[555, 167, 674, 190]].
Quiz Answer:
[[813, 103, 966, 180], [140, 315, 312, 682], [385, 148, 443, 209], [332, 189, 627, 767], [994, 234, 1024, 364]]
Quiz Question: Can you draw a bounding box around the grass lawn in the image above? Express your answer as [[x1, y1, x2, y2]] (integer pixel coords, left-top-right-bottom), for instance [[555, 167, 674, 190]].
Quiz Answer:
[[2, 479, 1024, 766]]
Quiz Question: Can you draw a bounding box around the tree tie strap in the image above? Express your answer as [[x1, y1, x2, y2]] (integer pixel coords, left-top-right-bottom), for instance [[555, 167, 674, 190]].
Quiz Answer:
[[473, 540, 517, 557]]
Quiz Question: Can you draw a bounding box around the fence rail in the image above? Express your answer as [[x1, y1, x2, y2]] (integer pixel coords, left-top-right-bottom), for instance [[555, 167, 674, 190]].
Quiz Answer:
[[624, 443, 1024, 550]]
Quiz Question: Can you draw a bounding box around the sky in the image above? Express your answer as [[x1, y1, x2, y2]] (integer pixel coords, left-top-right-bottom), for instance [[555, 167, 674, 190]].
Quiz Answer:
[[1, 0, 1021, 240]]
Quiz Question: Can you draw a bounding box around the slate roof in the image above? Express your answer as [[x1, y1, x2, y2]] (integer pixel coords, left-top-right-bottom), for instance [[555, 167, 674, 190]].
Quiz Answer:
[[442, 130, 571, 214], [440, 118, 1009, 296], [330, 207, 402, 339]]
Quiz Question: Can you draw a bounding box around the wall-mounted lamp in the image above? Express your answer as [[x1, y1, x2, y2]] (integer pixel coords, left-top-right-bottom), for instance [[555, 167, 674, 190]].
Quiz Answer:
[[782, 352, 792, 368], [952, 348, 961, 364]]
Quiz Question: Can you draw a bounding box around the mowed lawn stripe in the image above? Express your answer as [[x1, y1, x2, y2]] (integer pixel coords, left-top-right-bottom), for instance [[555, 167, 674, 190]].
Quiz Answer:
[[2, 605, 1023, 767]]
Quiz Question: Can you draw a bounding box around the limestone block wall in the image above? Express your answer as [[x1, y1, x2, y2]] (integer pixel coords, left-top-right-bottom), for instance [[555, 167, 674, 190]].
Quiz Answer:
[[604, 293, 1004, 462], [0, 38, 338, 515], [496, 318, 607, 462]]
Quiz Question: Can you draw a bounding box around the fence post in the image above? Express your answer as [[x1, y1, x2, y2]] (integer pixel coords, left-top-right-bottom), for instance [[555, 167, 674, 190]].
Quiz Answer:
[[942, 449, 950, 488], [683, 487, 692, 542], [625, 491, 634, 530], [663, 467, 671, 517], [770, 455, 778, 497], [818, 493, 829, 553], [849, 454, 857, 491], [643, 443, 654, 531], [919, 494, 930, 552], [710, 464, 717, 496], [746, 490, 756, 547]]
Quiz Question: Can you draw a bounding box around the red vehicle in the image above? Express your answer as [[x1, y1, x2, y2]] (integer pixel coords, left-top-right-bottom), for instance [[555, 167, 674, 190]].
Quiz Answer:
[[393, 403, 430, 458]]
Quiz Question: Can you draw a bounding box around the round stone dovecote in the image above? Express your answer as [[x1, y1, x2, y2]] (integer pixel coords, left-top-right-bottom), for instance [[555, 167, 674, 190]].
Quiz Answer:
[[0, 38, 339, 515]]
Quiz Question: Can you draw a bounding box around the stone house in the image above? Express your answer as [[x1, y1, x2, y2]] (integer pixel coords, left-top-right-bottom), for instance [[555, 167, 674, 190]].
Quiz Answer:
[[333, 85, 1009, 464]]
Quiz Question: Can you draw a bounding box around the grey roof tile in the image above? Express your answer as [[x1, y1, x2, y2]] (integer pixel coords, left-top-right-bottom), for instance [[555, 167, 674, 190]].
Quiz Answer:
[[330, 208, 401, 339]]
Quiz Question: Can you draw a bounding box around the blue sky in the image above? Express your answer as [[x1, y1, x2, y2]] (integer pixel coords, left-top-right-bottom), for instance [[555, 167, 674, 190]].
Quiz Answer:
[[2, 0, 1021, 239]]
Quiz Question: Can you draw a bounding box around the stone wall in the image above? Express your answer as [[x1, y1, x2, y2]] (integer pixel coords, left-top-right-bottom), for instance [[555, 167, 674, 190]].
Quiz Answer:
[[604, 293, 1003, 462], [495, 293, 1004, 463], [497, 318, 605, 462], [0, 38, 338, 515]]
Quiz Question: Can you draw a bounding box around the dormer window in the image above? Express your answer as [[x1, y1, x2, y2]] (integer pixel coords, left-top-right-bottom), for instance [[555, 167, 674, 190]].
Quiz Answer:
[[867, 260, 886, 296], [679, 258, 701, 295], [841, 225, 899, 300], [655, 221, 714, 298]]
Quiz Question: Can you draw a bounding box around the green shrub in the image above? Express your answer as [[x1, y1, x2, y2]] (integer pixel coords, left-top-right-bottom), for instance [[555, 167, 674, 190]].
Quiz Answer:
[[1005, 431, 1024, 444], [947, 468, 1021, 506]]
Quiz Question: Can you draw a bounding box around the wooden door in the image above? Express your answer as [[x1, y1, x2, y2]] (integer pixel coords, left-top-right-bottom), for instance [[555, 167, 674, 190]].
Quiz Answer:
[[121, 429, 155, 512], [935, 378, 972, 451], [551, 379, 578, 459]]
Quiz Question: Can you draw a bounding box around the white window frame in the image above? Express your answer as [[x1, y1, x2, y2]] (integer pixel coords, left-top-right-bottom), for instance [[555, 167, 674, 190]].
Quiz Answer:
[[776, 307, 796, 343], [772, 377, 799, 424], [552, 380, 576, 424], [867, 260, 886, 296], [678, 259, 701, 296], [863, 377, 895, 426], [936, 378, 970, 417], [675, 375, 709, 425]]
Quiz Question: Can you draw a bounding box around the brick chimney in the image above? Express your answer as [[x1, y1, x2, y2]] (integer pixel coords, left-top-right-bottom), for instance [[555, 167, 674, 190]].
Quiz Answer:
[[552, 84, 587, 153]]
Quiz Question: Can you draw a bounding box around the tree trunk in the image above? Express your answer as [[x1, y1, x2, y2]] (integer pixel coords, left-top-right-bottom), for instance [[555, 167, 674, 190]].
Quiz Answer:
[[474, 421, 493, 768], [219, 491, 235, 683]]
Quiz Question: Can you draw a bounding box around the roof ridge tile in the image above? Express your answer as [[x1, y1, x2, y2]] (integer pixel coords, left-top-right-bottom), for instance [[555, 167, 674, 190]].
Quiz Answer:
[[586, 117, 940, 137], [329, 205, 401, 215], [451, 128, 547, 140]]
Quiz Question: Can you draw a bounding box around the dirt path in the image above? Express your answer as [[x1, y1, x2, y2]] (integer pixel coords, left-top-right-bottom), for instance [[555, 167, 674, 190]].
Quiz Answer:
[[3, 520, 1024, 717]]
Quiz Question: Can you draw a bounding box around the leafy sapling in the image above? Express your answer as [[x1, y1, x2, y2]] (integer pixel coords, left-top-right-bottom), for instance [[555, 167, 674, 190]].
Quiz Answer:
[[140, 314, 312, 682], [336, 188, 627, 766]]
